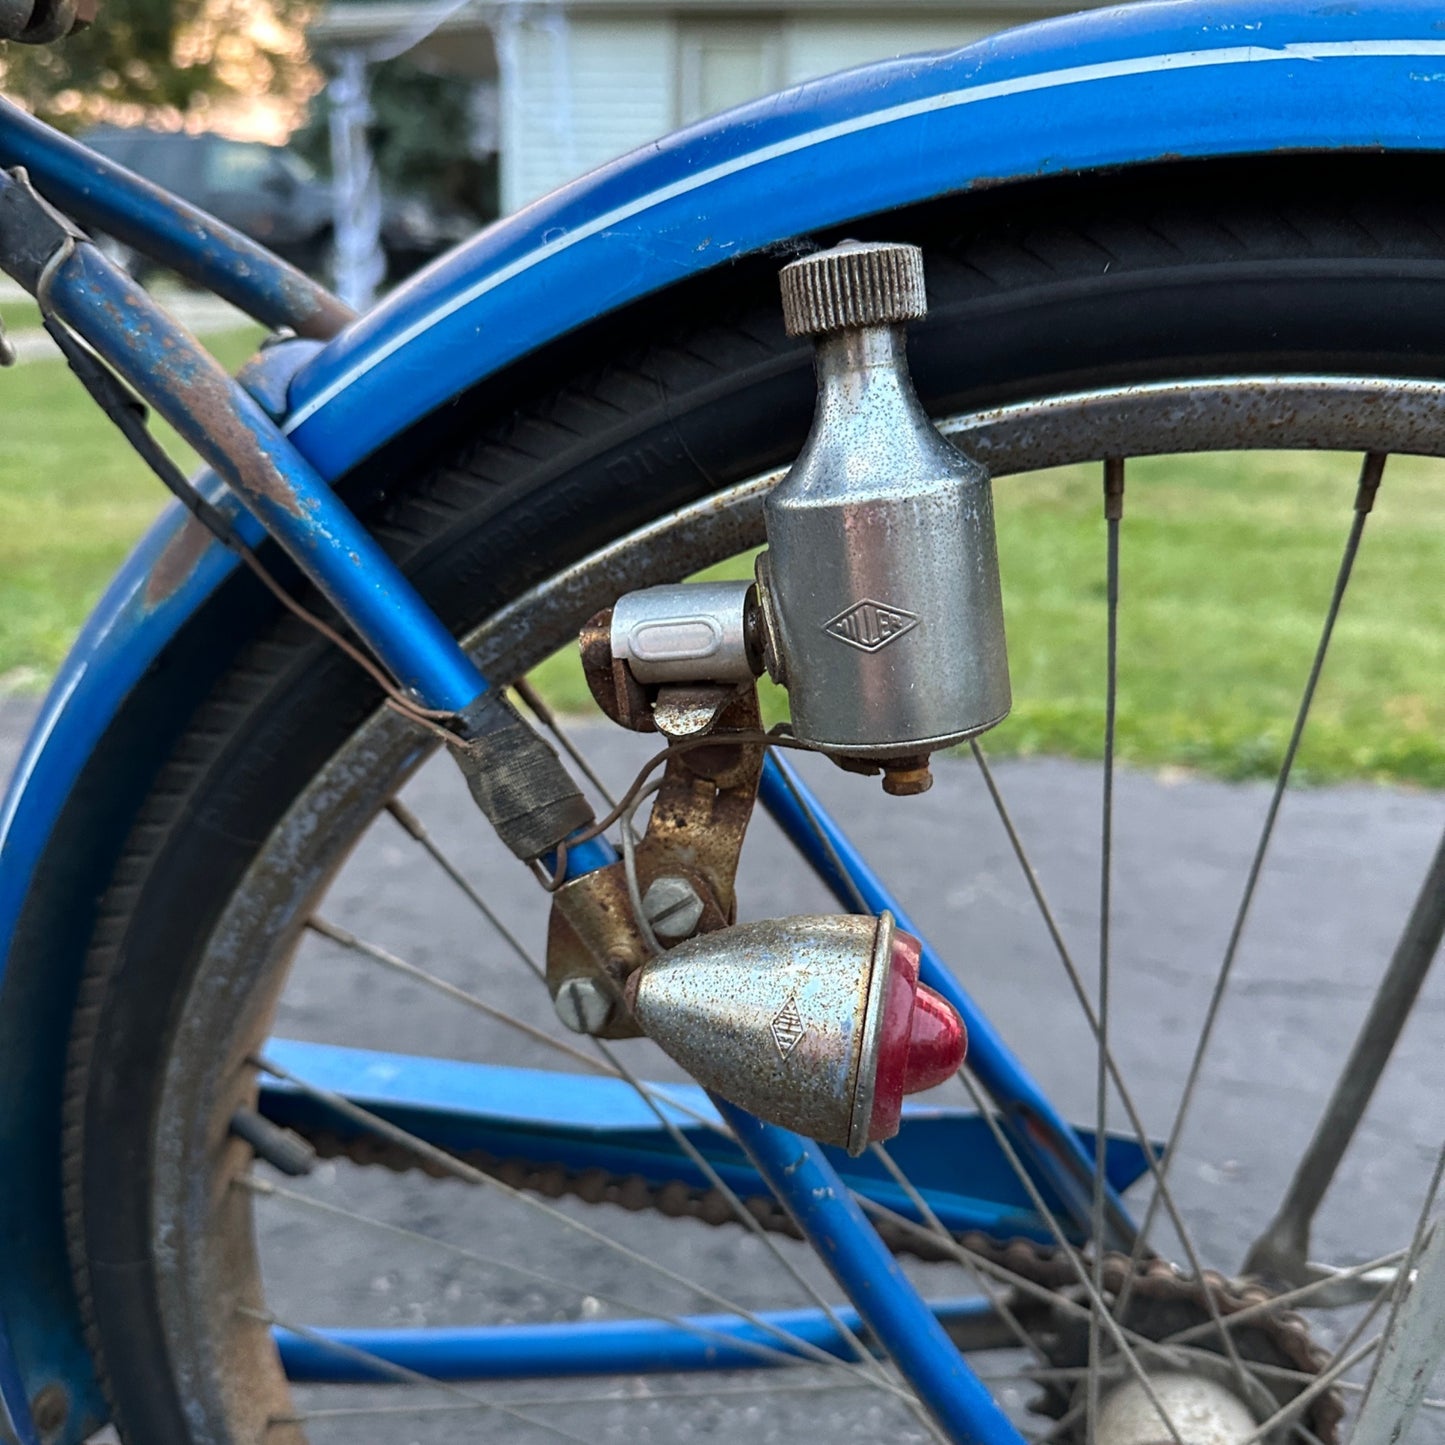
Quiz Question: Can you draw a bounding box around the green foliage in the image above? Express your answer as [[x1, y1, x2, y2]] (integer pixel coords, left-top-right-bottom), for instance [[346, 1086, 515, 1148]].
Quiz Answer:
[[0, 0, 305, 131], [293, 58, 497, 220]]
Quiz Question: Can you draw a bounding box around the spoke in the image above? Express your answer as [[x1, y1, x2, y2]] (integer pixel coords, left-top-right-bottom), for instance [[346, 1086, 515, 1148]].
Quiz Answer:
[[384, 796, 903, 1396], [1033, 1397, 1086, 1445], [250, 1052, 919, 1400], [971, 737, 1255, 1389], [239, 1307, 591, 1443], [765, 748, 1137, 1255], [1160, 1247, 1409, 1348], [306, 916, 611, 1076], [762, 750, 1135, 1246], [1238, 1337, 1379, 1445], [954, 1069, 1188, 1445], [243, 1175, 889, 1377], [858, 1199, 1117, 1335], [1089, 457, 1125, 1442], [274, 1371, 1445, 1423], [857, 1190, 1295, 1428], [1293, 1288, 1398, 1445], [1226, 1276, 1395, 1445], [870, 1141, 1050, 1366], [386, 798, 549, 974], [384, 801, 723, 1133], [764, 746, 874, 916], [592, 1039, 900, 1394], [1122, 452, 1387, 1288], [1352, 1142, 1445, 1444], [1245, 828, 1445, 1282], [512, 679, 621, 810]]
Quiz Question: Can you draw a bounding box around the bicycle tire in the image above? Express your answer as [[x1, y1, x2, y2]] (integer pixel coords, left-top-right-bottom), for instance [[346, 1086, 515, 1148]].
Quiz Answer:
[[58, 153, 1445, 1442]]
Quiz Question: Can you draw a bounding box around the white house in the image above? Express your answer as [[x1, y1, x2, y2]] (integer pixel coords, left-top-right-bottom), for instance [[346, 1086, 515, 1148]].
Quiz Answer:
[[309, 0, 1104, 301]]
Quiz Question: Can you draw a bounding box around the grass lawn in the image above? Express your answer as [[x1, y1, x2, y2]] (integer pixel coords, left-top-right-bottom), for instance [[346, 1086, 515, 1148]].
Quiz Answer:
[[0, 328, 263, 692], [3, 348, 1441, 787], [0, 295, 40, 336]]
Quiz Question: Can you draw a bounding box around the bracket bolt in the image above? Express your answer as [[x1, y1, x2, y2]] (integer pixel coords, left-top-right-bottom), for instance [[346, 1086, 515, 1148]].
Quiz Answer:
[[554, 976, 615, 1035], [880, 756, 933, 797], [642, 875, 706, 940]]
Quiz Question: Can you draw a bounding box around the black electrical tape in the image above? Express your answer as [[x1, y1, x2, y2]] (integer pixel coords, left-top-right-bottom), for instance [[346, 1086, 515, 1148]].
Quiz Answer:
[[451, 691, 595, 862]]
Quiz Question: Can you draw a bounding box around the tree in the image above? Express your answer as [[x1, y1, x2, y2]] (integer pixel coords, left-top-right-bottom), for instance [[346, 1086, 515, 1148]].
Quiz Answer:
[[292, 57, 497, 222], [0, 0, 309, 133]]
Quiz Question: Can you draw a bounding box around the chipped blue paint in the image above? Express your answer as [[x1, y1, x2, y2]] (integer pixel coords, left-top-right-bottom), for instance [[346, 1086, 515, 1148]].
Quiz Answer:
[[0, 97, 351, 339]]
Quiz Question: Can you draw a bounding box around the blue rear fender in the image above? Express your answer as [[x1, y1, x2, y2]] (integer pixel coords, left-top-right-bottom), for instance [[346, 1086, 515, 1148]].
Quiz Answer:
[[5, 0, 1445, 1431]]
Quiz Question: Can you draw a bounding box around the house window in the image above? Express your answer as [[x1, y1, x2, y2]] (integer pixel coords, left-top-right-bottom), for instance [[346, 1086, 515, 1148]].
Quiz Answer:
[[676, 20, 783, 126]]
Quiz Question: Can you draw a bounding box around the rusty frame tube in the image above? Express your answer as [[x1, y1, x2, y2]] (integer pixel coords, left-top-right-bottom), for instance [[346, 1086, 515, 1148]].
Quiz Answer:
[[0, 96, 353, 340], [0, 171, 486, 713]]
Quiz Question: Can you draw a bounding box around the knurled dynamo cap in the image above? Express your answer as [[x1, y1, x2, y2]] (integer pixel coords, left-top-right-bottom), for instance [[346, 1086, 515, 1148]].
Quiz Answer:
[[779, 240, 927, 337]]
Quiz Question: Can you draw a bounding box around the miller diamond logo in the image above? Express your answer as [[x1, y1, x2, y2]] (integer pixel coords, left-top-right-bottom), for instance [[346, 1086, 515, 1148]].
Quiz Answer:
[[770, 995, 806, 1060], [823, 598, 919, 653]]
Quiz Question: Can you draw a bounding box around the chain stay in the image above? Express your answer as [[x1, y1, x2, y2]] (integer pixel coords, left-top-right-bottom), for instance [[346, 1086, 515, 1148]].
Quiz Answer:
[[293, 1126, 1341, 1441]]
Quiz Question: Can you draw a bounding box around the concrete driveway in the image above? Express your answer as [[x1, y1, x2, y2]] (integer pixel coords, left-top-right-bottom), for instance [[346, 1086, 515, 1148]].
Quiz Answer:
[[3, 696, 1440, 1442]]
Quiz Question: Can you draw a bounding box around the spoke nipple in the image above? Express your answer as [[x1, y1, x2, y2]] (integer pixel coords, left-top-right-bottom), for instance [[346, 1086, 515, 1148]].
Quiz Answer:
[[229, 1108, 317, 1177], [1355, 451, 1387, 514], [1103, 456, 1126, 521], [554, 975, 616, 1034], [384, 797, 427, 841]]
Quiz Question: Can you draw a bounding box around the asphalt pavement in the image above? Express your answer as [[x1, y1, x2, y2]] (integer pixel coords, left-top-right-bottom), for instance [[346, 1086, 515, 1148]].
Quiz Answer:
[[3, 696, 1440, 1442]]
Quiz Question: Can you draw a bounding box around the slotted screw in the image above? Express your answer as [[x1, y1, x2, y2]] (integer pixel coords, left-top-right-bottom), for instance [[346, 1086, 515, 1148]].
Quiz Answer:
[[554, 976, 615, 1035], [643, 875, 705, 940]]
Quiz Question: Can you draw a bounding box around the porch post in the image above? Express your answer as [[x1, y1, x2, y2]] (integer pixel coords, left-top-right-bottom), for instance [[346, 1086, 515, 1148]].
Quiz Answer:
[[327, 47, 386, 311]]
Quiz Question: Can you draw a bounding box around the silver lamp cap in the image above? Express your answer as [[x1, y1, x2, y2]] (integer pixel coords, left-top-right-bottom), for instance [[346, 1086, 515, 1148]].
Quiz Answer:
[[779, 240, 927, 337]]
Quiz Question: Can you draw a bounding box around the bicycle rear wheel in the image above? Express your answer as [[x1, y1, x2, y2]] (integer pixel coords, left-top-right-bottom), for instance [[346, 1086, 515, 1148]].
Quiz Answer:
[[60, 155, 1445, 1443]]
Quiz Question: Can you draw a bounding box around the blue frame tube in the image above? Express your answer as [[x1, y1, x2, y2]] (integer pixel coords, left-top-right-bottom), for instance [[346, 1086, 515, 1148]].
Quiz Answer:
[[717, 1102, 1027, 1445], [0, 1314, 39, 1445], [276, 1298, 997, 1383], [0, 97, 352, 340], [758, 754, 1135, 1249], [13, 211, 487, 714]]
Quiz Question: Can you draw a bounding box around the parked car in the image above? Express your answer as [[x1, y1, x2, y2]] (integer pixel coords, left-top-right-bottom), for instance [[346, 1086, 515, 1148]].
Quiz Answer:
[[80, 126, 473, 283]]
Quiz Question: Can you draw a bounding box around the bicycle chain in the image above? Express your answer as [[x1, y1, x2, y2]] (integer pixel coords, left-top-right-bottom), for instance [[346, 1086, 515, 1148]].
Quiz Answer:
[[298, 1128, 1342, 1441]]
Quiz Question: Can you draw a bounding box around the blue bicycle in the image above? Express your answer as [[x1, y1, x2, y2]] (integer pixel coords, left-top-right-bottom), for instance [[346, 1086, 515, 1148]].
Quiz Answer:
[[0, 0, 1442, 1441]]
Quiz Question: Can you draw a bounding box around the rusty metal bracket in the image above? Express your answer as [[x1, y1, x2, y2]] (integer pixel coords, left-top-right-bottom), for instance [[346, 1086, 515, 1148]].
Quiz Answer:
[[548, 608, 765, 1038]]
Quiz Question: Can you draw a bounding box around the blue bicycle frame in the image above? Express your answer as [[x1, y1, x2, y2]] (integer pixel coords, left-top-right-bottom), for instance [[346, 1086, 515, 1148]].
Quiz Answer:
[[4, 0, 1445, 1439]]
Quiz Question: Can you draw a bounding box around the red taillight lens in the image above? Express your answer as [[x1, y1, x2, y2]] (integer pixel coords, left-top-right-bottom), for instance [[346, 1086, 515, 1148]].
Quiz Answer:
[[865, 929, 967, 1144]]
